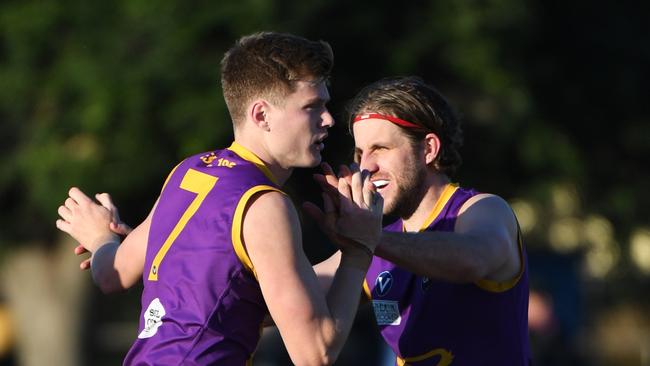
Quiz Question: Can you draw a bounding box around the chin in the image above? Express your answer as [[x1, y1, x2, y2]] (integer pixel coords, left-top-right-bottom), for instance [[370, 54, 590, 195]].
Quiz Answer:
[[306, 153, 322, 167], [380, 197, 395, 215], [295, 157, 320, 168]]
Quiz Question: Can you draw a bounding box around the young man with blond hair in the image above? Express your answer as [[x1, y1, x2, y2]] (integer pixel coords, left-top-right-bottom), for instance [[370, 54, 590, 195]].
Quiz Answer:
[[57, 32, 382, 366]]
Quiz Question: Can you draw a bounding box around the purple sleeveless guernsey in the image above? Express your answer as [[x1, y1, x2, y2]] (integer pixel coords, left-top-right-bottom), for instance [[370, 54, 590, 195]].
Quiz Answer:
[[124, 142, 281, 366], [363, 184, 531, 366]]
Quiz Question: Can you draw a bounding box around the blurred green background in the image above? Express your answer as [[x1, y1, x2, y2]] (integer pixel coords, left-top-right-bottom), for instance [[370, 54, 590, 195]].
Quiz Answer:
[[1, 0, 649, 365]]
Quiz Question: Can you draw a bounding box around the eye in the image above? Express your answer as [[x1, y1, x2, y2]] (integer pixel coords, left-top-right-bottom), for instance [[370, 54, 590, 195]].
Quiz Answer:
[[353, 150, 362, 163], [305, 101, 326, 111]]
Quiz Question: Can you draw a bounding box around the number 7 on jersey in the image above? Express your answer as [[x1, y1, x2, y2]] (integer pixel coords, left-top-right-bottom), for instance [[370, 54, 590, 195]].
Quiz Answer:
[[148, 169, 218, 281]]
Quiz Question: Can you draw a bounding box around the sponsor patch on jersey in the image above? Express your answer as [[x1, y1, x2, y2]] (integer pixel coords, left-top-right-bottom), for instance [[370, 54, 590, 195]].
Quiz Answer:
[[138, 298, 166, 339], [374, 270, 393, 297], [372, 300, 401, 326]]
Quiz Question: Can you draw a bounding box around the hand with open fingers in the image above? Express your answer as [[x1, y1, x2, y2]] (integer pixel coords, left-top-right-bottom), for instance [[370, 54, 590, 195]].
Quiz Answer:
[[331, 163, 383, 255], [95, 192, 133, 236], [56, 187, 120, 265]]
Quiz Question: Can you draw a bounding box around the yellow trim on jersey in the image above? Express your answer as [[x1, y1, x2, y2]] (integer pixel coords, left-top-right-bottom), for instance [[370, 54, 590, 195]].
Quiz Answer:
[[232, 185, 286, 279], [227, 142, 280, 186], [160, 160, 185, 193], [396, 348, 454, 366], [362, 279, 372, 300], [412, 183, 459, 232], [474, 225, 525, 292]]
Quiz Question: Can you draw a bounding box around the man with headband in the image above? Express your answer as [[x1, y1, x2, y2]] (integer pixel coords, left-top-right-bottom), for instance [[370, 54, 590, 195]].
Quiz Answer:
[[310, 76, 531, 365]]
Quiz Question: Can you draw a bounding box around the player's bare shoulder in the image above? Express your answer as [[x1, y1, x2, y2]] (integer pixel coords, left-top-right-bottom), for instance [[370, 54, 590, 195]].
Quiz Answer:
[[242, 189, 302, 250], [457, 193, 518, 236]]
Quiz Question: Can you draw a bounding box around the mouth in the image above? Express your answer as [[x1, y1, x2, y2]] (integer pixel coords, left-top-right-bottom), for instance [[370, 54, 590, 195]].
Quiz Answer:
[[372, 179, 389, 191], [313, 135, 327, 151]]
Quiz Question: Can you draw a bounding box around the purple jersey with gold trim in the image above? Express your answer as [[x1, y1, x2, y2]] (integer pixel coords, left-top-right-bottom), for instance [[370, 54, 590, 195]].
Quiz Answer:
[[124, 142, 281, 366], [364, 184, 531, 366]]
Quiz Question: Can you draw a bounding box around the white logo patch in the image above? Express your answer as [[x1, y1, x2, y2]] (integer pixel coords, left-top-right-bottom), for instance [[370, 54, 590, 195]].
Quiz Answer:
[[138, 298, 166, 339], [372, 300, 401, 325]]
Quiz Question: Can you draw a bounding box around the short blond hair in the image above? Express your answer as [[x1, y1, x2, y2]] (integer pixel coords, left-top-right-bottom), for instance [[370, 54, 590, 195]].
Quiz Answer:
[[221, 32, 334, 126]]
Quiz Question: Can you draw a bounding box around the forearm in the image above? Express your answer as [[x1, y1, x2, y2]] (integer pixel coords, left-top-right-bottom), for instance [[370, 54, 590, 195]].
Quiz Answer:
[[376, 231, 492, 283], [319, 252, 370, 360], [90, 241, 125, 293]]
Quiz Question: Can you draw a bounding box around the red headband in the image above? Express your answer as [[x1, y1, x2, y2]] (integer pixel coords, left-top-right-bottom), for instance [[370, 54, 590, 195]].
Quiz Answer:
[[353, 113, 422, 129]]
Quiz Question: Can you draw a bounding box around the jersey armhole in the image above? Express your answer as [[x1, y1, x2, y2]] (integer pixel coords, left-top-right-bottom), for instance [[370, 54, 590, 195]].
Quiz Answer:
[[474, 226, 525, 292], [362, 278, 372, 300], [231, 185, 285, 280]]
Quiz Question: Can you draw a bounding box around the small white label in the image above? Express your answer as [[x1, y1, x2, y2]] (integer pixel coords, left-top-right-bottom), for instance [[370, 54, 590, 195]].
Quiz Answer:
[[372, 300, 401, 325], [138, 298, 166, 339]]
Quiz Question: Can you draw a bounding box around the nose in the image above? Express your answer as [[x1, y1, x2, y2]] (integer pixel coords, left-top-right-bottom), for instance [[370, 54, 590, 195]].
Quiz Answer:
[[358, 151, 379, 175], [321, 109, 335, 128]]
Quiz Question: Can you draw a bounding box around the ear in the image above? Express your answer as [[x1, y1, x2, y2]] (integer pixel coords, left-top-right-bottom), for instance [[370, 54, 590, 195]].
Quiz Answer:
[[423, 133, 441, 165], [250, 100, 271, 131]]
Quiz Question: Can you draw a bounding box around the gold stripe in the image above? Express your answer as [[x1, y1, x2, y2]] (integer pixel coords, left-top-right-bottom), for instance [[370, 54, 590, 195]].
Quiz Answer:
[[474, 225, 525, 292], [362, 279, 372, 300], [415, 183, 459, 232], [396, 348, 454, 366], [227, 142, 279, 186], [232, 185, 286, 279]]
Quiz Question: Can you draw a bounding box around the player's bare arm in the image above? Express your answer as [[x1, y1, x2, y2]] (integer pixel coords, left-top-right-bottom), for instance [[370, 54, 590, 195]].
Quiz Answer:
[[377, 194, 521, 283], [91, 213, 148, 293], [308, 163, 383, 291], [244, 173, 381, 365]]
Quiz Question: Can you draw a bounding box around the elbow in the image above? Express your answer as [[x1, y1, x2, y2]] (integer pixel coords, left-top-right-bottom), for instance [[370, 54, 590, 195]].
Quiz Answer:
[[289, 357, 332, 366], [289, 351, 335, 366], [288, 343, 337, 366], [97, 281, 123, 294], [91, 268, 126, 294], [94, 276, 122, 294]]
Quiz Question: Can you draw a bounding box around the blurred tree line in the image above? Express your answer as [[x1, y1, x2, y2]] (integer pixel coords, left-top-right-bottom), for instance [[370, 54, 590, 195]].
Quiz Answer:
[[1, 0, 648, 365]]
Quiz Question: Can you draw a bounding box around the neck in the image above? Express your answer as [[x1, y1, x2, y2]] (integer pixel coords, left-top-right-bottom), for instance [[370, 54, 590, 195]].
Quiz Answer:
[[233, 137, 293, 186], [401, 173, 450, 232]]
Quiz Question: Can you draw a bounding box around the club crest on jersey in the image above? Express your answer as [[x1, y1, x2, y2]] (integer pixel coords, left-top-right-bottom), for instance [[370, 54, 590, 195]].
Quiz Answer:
[[374, 271, 393, 297], [200, 152, 218, 165], [200, 153, 237, 168]]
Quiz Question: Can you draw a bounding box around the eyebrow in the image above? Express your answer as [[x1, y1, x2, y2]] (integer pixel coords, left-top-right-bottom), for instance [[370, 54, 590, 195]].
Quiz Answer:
[[304, 96, 329, 105]]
